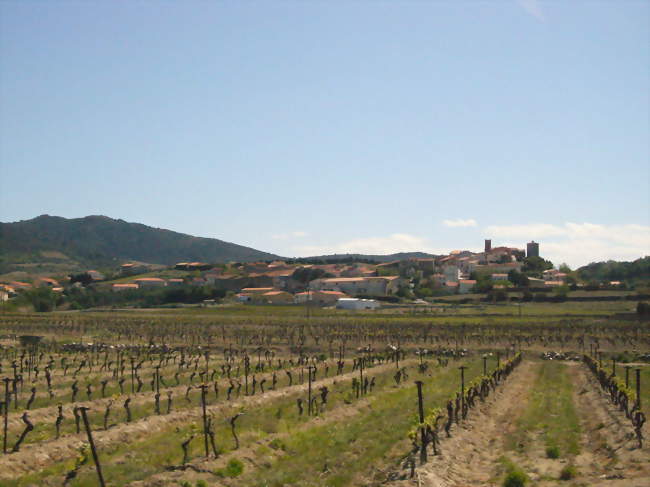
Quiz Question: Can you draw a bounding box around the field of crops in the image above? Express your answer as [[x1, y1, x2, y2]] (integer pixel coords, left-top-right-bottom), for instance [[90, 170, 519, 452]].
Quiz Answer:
[[0, 302, 648, 486]]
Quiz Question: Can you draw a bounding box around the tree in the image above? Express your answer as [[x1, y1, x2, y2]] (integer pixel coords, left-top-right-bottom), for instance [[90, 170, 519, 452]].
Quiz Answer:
[[23, 287, 59, 312], [508, 270, 529, 287], [522, 256, 554, 277], [292, 267, 330, 284]]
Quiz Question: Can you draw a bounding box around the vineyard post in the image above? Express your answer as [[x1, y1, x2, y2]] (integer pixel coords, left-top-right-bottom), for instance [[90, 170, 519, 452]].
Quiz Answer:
[[199, 384, 209, 458], [598, 352, 602, 369], [625, 366, 631, 387], [589, 343, 593, 357], [308, 365, 313, 416], [244, 356, 250, 396], [636, 368, 641, 409], [611, 358, 616, 377], [359, 357, 364, 396], [2, 377, 10, 454], [482, 355, 487, 376], [459, 366, 467, 421], [496, 352, 500, 369], [78, 407, 106, 487], [130, 357, 135, 394], [415, 381, 426, 463]]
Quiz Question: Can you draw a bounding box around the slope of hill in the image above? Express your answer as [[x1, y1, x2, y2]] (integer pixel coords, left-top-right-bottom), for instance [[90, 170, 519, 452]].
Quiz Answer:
[[290, 252, 438, 264], [0, 215, 279, 272], [577, 256, 650, 284]]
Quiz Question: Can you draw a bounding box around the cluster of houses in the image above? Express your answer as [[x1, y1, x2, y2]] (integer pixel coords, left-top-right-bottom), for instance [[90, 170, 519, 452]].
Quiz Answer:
[[1, 239, 580, 305], [0, 277, 65, 301]]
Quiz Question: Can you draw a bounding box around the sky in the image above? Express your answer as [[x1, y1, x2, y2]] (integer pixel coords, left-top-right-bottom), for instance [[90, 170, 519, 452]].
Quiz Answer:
[[1, 0, 648, 268]]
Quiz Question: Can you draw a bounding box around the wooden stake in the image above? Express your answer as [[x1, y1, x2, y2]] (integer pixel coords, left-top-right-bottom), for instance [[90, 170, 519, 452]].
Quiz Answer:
[[78, 407, 106, 487]]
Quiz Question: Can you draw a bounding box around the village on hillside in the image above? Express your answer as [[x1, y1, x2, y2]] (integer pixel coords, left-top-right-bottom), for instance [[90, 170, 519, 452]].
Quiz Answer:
[[1, 239, 637, 311]]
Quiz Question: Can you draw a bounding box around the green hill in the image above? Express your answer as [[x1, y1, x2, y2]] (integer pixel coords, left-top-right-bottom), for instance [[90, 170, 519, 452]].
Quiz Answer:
[[577, 256, 650, 284], [0, 215, 279, 273]]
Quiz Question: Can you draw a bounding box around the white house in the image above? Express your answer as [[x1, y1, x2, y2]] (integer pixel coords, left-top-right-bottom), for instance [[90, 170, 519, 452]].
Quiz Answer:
[[336, 298, 380, 310], [442, 265, 461, 283]]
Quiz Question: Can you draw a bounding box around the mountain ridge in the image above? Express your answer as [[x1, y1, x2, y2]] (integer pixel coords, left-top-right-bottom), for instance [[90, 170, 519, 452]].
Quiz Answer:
[[0, 215, 280, 270]]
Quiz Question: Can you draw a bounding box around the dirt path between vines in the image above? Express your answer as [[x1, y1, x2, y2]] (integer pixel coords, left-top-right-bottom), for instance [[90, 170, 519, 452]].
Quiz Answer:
[[388, 361, 650, 487], [387, 359, 537, 487], [0, 359, 412, 481], [567, 362, 650, 487]]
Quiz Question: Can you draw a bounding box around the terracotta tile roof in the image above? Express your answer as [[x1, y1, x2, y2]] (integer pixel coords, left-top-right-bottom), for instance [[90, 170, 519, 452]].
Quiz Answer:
[[10, 281, 31, 287], [320, 276, 399, 283], [113, 283, 139, 288], [135, 277, 166, 282], [38, 277, 60, 285], [459, 279, 477, 284]]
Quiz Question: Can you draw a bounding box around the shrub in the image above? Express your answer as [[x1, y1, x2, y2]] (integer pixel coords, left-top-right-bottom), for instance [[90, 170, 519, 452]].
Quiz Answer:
[[545, 445, 560, 459], [214, 458, 244, 478], [503, 469, 528, 487], [196, 481, 208, 487], [269, 438, 286, 451], [559, 464, 578, 480]]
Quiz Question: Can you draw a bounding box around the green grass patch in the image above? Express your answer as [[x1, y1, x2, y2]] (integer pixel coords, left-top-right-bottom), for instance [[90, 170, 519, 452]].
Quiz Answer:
[[508, 362, 580, 457]]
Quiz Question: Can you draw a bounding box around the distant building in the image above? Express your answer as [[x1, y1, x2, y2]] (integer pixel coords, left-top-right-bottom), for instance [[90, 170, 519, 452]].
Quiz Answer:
[[310, 276, 402, 296], [112, 283, 139, 292], [240, 287, 276, 294], [35, 277, 60, 288], [442, 265, 461, 283], [295, 290, 348, 306], [527, 277, 546, 288], [336, 298, 380, 310], [261, 291, 294, 304], [121, 263, 150, 275], [485, 239, 492, 252], [87, 270, 105, 281], [134, 278, 167, 288], [9, 281, 32, 291], [458, 279, 476, 294], [527, 241, 540, 258], [491, 273, 509, 281], [542, 269, 567, 282]]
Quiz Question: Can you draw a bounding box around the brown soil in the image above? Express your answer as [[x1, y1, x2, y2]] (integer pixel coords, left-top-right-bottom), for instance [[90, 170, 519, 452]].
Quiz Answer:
[[0, 359, 412, 481], [386, 361, 650, 487]]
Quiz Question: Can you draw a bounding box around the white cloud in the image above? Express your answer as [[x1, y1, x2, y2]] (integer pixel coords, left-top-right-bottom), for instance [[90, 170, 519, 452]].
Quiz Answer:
[[271, 230, 308, 240], [485, 222, 650, 267], [292, 233, 447, 257], [517, 0, 545, 21], [443, 218, 477, 228]]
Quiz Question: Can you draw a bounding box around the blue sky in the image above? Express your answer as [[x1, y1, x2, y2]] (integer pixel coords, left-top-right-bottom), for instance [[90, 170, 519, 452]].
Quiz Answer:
[[1, 1, 648, 267]]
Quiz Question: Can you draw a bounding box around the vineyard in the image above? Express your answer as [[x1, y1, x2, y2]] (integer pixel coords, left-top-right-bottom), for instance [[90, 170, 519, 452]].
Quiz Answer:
[[0, 303, 648, 486]]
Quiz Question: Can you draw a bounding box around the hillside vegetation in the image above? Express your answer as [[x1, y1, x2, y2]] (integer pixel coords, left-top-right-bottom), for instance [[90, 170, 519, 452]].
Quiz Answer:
[[577, 256, 650, 284], [0, 215, 279, 272]]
